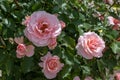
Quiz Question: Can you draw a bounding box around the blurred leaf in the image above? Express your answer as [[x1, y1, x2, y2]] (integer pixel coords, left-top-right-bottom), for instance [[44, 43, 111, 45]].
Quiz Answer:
[[21, 57, 34, 73], [110, 41, 120, 54], [5, 58, 13, 76], [32, 2, 41, 11], [61, 65, 72, 78], [63, 36, 75, 49], [81, 66, 90, 75], [0, 4, 7, 12]]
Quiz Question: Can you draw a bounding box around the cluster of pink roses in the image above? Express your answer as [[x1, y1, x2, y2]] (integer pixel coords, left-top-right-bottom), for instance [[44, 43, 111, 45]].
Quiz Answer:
[[14, 11, 108, 79], [14, 11, 65, 79]]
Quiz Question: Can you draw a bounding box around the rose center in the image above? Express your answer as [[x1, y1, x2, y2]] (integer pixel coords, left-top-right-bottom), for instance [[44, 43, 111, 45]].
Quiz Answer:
[[17, 44, 26, 53], [38, 22, 48, 33], [87, 39, 98, 50], [47, 59, 57, 71]]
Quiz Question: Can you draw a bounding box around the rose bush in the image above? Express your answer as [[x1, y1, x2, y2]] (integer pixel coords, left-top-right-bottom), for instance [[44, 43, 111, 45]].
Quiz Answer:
[[0, 0, 120, 80]]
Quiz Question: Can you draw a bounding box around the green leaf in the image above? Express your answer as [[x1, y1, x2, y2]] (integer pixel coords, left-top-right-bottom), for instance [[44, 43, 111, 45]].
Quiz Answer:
[[0, 53, 6, 66], [63, 36, 75, 49], [110, 41, 120, 54], [21, 57, 34, 73], [61, 65, 72, 78], [81, 66, 90, 75], [0, 4, 7, 12], [6, 58, 13, 76]]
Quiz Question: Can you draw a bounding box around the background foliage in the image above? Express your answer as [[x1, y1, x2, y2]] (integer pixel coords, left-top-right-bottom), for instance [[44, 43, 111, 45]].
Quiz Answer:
[[0, 0, 120, 80]]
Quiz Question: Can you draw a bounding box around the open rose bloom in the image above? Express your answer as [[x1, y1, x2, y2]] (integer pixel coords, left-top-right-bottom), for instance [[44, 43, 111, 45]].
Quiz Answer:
[[108, 16, 120, 30], [76, 32, 105, 59], [38, 52, 64, 79], [23, 11, 65, 49], [14, 37, 35, 58]]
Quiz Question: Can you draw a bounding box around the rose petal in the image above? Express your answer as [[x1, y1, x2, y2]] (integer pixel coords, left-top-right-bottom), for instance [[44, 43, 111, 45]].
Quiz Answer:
[[43, 69, 57, 79], [16, 53, 24, 58], [40, 52, 52, 61], [14, 36, 24, 44], [25, 45, 35, 57], [60, 20, 66, 29], [48, 38, 57, 50]]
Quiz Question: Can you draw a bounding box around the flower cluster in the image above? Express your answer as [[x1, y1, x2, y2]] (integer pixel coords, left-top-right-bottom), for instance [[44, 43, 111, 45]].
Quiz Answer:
[[14, 11, 108, 79], [14, 36, 35, 58]]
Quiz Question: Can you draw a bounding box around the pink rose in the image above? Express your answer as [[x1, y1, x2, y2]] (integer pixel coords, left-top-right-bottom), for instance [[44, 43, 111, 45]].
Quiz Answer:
[[115, 73, 120, 80], [76, 32, 105, 59], [73, 76, 80, 80], [23, 11, 65, 49], [84, 76, 94, 80], [14, 37, 35, 58], [108, 16, 120, 30], [103, 0, 114, 5], [39, 52, 64, 79]]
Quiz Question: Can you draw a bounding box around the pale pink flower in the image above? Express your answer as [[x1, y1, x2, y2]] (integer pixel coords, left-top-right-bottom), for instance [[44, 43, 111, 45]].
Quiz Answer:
[[73, 76, 80, 80], [103, 0, 114, 5], [14, 37, 35, 58], [84, 76, 94, 80], [115, 73, 120, 80], [23, 11, 65, 49], [108, 16, 120, 30], [76, 32, 105, 59], [39, 52, 64, 79]]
